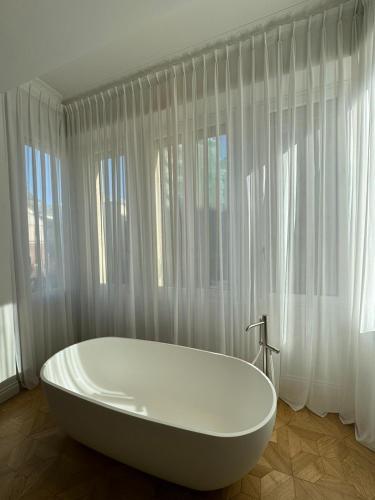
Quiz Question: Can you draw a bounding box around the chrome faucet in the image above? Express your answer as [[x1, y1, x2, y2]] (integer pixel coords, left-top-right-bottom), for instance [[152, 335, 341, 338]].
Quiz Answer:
[[245, 314, 280, 378]]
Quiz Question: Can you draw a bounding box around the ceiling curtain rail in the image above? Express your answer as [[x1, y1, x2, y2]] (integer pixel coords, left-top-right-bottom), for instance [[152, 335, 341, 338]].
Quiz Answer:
[[63, 0, 362, 109]]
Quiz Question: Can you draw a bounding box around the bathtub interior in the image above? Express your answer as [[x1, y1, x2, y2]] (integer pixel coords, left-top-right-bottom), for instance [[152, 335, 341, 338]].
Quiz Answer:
[[41, 338, 276, 436]]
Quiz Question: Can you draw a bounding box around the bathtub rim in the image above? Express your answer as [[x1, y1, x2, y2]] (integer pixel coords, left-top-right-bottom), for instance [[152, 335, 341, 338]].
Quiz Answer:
[[40, 337, 277, 439]]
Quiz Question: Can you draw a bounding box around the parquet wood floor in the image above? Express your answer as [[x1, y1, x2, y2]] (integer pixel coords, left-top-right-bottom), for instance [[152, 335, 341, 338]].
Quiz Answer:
[[0, 386, 374, 499]]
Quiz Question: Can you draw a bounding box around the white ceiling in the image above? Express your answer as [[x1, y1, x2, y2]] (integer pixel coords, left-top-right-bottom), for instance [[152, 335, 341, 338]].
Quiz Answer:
[[0, 0, 333, 101]]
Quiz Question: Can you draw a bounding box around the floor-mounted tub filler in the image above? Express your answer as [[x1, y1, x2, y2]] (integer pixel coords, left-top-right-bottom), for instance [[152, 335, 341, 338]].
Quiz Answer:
[[41, 337, 276, 490]]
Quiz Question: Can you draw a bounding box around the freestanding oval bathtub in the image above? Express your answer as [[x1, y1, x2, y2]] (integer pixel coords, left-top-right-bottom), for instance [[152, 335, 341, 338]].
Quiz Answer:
[[41, 337, 276, 490]]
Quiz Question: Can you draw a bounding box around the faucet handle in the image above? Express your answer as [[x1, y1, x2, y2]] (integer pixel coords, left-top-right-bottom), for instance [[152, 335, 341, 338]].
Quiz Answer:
[[265, 343, 280, 354], [245, 320, 265, 332]]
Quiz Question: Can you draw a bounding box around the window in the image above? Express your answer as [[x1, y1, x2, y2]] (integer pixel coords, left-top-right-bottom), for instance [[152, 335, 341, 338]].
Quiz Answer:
[[25, 145, 62, 291], [96, 155, 129, 285], [197, 131, 229, 287], [154, 128, 229, 288], [251, 100, 339, 296], [197, 133, 228, 211], [154, 141, 182, 288]]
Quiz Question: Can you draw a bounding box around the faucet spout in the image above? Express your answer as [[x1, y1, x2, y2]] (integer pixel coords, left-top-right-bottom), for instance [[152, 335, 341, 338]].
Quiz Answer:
[[245, 320, 265, 331]]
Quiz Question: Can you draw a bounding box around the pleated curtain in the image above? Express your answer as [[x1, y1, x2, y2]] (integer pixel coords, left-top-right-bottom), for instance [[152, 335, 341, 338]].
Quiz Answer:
[[65, 0, 375, 450], [5, 85, 77, 388], [5, 0, 375, 451]]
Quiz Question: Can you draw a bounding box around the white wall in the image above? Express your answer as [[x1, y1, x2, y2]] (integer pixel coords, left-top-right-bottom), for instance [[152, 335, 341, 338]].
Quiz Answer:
[[0, 94, 17, 386]]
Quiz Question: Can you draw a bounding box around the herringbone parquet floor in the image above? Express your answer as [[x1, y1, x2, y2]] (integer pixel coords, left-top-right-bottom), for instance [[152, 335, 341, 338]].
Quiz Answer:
[[1, 386, 375, 499]]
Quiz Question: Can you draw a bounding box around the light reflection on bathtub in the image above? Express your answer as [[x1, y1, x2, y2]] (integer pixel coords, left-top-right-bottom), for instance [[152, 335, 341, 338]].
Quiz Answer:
[[46, 346, 148, 416]]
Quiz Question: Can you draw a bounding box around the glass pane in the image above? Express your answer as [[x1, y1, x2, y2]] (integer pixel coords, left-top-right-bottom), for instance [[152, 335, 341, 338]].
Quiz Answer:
[[24, 145, 62, 290]]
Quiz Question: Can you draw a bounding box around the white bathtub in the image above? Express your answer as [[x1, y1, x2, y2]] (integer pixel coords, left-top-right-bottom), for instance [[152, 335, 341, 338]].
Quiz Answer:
[[41, 337, 276, 490]]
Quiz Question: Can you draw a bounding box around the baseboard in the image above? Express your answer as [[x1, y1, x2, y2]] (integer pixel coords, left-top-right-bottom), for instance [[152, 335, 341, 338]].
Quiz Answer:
[[0, 376, 20, 404]]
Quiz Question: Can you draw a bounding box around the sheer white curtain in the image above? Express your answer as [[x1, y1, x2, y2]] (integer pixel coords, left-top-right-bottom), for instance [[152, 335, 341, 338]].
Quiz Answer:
[[341, 0, 375, 448], [66, 65, 256, 360], [5, 84, 77, 388], [66, 0, 375, 450], [251, 0, 375, 451]]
